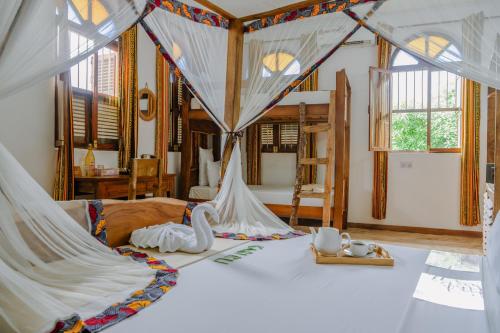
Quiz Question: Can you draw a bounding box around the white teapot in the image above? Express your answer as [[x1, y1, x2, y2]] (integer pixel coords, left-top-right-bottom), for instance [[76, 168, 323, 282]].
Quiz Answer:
[[310, 227, 351, 255]]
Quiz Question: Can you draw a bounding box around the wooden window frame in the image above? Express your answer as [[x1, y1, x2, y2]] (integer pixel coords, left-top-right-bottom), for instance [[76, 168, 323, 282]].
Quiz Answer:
[[72, 40, 120, 151], [389, 48, 463, 154], [260, 122, 298, 153]]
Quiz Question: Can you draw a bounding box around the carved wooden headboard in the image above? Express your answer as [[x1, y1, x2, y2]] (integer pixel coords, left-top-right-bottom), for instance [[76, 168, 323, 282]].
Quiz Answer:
[[103, 198, 187, 247]]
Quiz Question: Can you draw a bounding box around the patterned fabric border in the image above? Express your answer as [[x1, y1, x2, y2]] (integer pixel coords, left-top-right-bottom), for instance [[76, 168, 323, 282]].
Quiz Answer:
[[183, 201, 305, 240], [53, 249, 178, 333], [147, 0, 229, 29], [183, 201, 199, 225], [215, 230, 305, 241], [245, 0, 378, 33], [88, 200, 108, 246]]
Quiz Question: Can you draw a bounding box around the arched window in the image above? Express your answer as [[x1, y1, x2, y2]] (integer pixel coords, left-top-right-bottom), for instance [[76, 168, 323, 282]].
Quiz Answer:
[[262, 51, 300, 77], [390, 35, 462, 152], [67, 0, 115, 36], [67, 0, 120, 150]]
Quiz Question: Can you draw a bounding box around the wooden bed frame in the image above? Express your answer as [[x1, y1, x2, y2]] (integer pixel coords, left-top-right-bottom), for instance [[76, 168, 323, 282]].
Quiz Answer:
[[179, 95, 221, 200], [103, 198, 187, 247], [181, 70, 352, 230]]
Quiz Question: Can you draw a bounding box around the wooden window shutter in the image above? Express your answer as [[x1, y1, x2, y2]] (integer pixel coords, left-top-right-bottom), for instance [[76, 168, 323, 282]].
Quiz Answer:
[[279, 123, 298, 152], [72, 92, 89, 146], [369, 67, 392, 151], [97, 96, 119, 148]]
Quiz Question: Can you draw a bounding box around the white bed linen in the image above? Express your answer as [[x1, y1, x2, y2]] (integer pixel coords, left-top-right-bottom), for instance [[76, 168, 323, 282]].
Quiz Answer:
[[106, 236, 487, 333], [119, 238, 249, 269], [248, 185, 332, 207], [190, 185, 333, 207]]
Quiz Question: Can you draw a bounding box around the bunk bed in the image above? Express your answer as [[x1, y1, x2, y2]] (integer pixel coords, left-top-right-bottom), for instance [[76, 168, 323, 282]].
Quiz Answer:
[[185, 71, 351, 228]]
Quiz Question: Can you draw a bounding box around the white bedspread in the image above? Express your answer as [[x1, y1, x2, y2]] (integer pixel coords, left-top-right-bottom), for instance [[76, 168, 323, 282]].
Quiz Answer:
[[106, 236, 488, 333]]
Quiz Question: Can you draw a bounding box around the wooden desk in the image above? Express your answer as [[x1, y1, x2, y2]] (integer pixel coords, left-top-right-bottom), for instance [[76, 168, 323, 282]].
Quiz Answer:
[[75, 174, 176, 199]]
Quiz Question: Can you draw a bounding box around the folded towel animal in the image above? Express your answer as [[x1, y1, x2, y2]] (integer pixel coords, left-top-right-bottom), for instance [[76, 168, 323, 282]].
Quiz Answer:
[[130, 203, 218, 253]]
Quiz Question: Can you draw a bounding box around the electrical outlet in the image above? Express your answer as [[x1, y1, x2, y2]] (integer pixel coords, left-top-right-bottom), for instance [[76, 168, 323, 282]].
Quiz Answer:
[[400, 161, 413, 168]]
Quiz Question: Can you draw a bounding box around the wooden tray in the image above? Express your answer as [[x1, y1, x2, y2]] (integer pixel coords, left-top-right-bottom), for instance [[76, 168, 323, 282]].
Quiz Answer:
[[311, 244, 394, 266]]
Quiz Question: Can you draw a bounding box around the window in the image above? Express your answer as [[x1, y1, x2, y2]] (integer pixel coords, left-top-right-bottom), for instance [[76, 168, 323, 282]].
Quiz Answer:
[[390, 35, 462, 152], [68, 0, 120, 150], [260, 123, 298, 153], [262, 52, 300, 78], [70, 34, 119, 149]]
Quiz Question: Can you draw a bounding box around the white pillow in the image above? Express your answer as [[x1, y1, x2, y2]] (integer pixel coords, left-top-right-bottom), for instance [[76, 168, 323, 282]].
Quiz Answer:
[[207, 160, 221, 188], [198, 148, 213, 186]]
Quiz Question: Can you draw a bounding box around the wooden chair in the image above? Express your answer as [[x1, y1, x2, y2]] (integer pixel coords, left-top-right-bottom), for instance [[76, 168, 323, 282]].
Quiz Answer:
[[128, 158, 162, 200]]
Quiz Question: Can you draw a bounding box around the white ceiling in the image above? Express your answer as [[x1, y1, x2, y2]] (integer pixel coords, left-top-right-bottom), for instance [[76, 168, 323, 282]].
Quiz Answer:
[[184, 0, 309, 18]]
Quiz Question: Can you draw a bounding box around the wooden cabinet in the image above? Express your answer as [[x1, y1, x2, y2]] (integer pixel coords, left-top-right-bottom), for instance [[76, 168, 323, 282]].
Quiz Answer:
[[75, 174, 176, 199]]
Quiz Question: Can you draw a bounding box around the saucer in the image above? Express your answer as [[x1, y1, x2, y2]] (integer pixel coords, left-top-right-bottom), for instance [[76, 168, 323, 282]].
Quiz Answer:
[[344, 248, 375, 258]]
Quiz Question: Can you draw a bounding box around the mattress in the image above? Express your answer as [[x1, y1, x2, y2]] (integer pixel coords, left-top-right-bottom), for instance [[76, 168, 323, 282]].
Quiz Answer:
[[189, 185, 218, 200], [248, 184, 333, 207], [105, 236, 488, 333], [189, 184, 332, 207]]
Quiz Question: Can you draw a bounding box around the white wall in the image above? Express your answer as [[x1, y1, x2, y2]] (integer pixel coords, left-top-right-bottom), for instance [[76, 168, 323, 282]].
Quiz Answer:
[[261, 153, 297, 185], [0, 79, 56, 192], [317, 30, 485, 231]]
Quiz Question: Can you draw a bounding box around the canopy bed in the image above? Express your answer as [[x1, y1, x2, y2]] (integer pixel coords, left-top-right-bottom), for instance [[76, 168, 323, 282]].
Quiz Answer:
[[185, 77, 351, 230], [1, 0, 500, 332]]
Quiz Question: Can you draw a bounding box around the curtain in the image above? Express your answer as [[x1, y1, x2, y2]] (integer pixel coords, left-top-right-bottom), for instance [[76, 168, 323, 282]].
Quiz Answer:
[[298, 70, 318, 92], [246, 124, 262, 185], [303, 133, 318, 184], [156, 47, 169, 176], [460, 80, 481, 226], [372, 37, 391, 220], [53, 72, 74, 200], [119, 25, 139, 170]]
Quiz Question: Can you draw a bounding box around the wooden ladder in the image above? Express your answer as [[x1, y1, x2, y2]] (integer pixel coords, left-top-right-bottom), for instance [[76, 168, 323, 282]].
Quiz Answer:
[[290, 92, 335, 228]]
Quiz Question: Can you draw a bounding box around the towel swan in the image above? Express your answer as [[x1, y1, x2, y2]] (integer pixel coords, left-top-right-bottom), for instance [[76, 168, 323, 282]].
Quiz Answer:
[[130, 203, 217, 253]]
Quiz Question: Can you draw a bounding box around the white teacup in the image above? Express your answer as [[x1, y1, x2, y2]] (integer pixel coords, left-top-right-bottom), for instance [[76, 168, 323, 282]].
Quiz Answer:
[[350, 240, 375, 257]]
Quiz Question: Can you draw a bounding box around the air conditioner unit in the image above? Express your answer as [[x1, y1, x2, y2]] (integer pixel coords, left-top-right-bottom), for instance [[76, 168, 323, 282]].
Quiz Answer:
[[341, 39, 374, 48]]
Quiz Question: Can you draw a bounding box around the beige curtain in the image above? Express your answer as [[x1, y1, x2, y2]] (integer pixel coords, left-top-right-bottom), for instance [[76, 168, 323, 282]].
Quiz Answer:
[[460, 79, 481, 226], [53, 72, 75, 200], [298, 70, 318, 92], [119, 25, 138, 170], [372, 37, 391, 219], [156, 47, 169, 176], [246, 124, 262, 185]]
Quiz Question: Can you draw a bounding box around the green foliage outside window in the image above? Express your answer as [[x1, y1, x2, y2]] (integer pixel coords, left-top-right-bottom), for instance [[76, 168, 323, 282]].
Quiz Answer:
[[391, 113, 427, 151]]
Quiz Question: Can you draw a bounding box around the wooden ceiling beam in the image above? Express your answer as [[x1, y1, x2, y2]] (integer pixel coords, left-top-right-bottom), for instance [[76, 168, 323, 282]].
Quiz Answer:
[[192, 0, 236, 19], [239, 0, 329, 22]]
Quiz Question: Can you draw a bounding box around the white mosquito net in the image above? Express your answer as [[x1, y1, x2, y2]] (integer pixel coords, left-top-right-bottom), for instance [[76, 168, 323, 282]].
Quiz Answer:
[[142, 0, 375, 236], [0, 0, 147, 98], [0, 143, 156, 333], [351, 0, 500, 89], [0, 1, 170, 332], [3, 0, 500, 328]]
